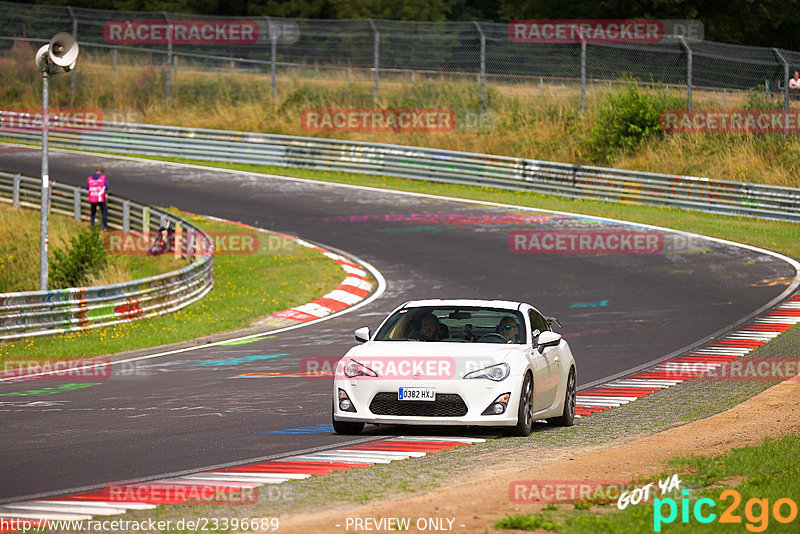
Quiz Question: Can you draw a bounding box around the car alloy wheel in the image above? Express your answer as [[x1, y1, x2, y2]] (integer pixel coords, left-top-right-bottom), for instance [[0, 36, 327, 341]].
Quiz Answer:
[[549, 368, 576, 427], [510, 372, 534, 436]]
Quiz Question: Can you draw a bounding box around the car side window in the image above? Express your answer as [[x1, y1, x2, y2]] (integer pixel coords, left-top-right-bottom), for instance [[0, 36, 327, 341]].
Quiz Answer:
[[529, 310, 549, 343]]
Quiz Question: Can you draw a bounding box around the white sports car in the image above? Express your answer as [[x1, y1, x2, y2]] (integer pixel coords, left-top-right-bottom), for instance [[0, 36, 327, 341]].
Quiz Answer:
[[332, 299, 577, 436]]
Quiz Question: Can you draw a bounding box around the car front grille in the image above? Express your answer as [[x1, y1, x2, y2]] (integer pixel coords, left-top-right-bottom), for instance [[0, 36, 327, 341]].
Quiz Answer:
[[369, 392, 468, 417]]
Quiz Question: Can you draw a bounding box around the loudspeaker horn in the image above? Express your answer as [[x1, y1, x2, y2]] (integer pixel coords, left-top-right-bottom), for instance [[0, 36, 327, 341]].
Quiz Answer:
[[35, 45, 50, 70], [48, 32, 79, 71]]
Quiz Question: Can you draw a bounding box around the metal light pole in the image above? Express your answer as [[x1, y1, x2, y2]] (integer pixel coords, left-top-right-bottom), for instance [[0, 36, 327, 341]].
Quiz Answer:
[[35, 33, 79, 291], [39, 68, 50, 291]]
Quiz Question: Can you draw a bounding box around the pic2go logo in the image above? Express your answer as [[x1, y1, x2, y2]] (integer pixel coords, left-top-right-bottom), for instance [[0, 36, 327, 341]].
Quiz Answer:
[[654, 489, 798, 532]]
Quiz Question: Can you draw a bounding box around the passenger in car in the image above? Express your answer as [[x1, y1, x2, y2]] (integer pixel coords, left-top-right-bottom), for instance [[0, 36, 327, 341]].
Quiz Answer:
[[419, 313, 442, 341], [394, 312, 442, 341]]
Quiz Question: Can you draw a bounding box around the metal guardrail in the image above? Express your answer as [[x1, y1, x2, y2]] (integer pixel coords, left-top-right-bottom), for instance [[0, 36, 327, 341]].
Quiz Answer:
[[0, 170, 214, 340], [2, 115, 799, 222]]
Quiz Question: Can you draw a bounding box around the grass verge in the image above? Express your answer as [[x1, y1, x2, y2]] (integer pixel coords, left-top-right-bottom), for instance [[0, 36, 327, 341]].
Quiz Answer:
[[0, 208, 346, 362], [496, 434, 800, 532]]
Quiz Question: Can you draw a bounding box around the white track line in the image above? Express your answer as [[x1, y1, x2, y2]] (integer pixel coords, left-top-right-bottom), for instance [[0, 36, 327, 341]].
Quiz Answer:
[[389, 436, 487, 443], [37, 500, 155, 510], [0, 502, 127, 516], [0, 508, 91, 521]]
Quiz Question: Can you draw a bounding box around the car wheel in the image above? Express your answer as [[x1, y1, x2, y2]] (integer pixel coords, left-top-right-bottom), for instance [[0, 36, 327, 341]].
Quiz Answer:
[[331, 407, 365, 435], [549, 368, 576, 427], [509, 372, 534, 437]]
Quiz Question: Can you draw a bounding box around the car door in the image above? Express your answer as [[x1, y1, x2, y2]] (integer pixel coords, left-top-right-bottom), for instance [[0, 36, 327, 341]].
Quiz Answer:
[[529, 309, 560, 408]]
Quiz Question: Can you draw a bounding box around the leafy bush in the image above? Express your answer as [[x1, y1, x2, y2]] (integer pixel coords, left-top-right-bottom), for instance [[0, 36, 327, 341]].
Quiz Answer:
[[587, 81, 683, 163], [49, 228, 108, 288]]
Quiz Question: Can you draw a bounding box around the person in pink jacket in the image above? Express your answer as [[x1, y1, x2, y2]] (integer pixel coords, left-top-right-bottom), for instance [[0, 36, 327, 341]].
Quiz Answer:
[[86, 165, 109, 229]]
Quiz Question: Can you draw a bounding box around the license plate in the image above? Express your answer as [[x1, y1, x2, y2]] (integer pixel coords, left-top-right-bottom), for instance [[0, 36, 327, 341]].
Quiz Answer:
[[398, 387, 435, 401]]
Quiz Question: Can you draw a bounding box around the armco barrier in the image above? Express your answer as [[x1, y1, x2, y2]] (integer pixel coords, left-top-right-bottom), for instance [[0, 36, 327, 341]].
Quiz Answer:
[[1, 113, 799, 222], [0, 171, 214, 340]]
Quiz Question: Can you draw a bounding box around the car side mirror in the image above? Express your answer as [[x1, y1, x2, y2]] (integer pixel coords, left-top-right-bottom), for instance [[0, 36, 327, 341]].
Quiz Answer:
[[354, 327, 371, 343], [538, 331, 562, 349], [545, 316, 562, 329]]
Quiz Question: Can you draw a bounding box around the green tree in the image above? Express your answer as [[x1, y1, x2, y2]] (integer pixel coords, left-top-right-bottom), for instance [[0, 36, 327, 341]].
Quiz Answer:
[[496, 0, 800, 50], [245, 0, 331, 18], [443, 0, 500, 21], [327, 0, 449, 21]]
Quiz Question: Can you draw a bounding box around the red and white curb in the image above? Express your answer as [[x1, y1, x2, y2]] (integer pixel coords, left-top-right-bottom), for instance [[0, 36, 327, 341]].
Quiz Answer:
[[0, 438, 482, 527], [265, 237, 374, 326], [183, 215, 377, 329], [575, 293, 800, 416]]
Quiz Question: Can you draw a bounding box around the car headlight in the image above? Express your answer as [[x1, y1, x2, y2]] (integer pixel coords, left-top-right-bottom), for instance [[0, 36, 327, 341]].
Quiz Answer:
[[344, 359, 378, 378], [464, 362, 510, 381], [338, 388, 357, 412]]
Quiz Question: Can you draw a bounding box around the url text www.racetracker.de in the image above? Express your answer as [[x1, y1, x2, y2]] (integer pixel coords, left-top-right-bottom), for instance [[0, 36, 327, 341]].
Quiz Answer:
[[0, 517, 279, 532]]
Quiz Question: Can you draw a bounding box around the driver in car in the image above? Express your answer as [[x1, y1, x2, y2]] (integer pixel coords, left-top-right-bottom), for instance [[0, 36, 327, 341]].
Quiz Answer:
[[497, 316, 520, 343]]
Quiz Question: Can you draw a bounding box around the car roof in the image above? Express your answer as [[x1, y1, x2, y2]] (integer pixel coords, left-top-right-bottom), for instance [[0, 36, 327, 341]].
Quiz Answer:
[[401, 299, 525, 311]]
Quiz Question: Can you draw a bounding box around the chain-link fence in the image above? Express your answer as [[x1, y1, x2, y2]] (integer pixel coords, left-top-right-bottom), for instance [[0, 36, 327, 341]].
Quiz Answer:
[[1, 0, 798, 113]]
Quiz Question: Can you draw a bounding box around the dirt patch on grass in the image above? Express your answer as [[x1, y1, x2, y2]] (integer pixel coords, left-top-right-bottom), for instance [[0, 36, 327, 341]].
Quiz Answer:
[[276, 375, 800, 533]]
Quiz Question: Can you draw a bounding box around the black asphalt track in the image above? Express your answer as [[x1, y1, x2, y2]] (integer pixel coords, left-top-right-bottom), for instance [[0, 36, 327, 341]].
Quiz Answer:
[[0, 145, 795, 501]]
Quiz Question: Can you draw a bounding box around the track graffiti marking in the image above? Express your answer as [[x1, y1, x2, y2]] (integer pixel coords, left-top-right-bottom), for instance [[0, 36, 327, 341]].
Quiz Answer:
[[0, 383, 102, 397], [570, 300, 609, 308], [189, 354, 287, 367]]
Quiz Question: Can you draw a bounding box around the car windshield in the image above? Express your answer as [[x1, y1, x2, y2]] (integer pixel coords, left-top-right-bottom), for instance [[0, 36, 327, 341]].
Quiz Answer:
[[374, 306, 526, 344]]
